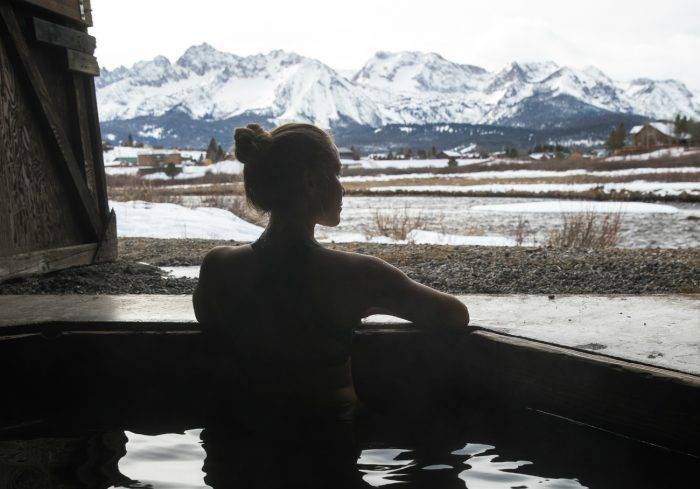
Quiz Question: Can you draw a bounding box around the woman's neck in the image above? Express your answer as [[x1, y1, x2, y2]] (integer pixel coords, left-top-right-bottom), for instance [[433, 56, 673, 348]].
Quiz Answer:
[[259, 212, 317, 246]]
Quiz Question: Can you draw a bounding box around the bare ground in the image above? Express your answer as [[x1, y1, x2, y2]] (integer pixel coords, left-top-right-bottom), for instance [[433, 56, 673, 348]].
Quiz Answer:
[[1, 238, 697, 295]]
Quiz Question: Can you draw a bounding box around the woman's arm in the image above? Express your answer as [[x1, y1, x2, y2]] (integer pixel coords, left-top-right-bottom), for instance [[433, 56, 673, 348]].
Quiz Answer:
[[362, 256, 469, 331]]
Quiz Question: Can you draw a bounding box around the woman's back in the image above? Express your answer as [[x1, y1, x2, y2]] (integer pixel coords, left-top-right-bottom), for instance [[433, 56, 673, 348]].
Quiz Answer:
[[193, 122, 469, 418], [194, 238, 373, 412]]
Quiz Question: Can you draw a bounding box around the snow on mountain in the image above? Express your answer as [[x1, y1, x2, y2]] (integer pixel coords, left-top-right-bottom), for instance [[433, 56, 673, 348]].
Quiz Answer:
[[623, 78, 699, 119], [96, 45, 700, 132]]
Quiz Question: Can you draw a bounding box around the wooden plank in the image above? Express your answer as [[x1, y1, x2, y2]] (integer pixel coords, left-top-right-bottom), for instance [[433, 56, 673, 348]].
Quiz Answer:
[[81, 0, 92, 26], [16, 0, 84, 24], [462, 330, 700, 455], [33, 17, 95, 54], [86, 76, 111, 220], [0, 243, 97, 282], [94, 208, 118, 262], [72, 73, 94, 189], [0, 4, 102, 239], [66, 48, 98, 75]]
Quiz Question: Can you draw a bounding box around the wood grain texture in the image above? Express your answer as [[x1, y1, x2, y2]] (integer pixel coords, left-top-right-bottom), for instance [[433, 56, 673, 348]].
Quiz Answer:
[[72, 73, 96, 196], [33, 16, 95, 53], [0, 4, 101, 239], [66, 48, 98, 76], [462, 329, 700, 455], [81, 0, 92, 26], [0, 22, 85, 256], [94, 209, 117, 263], [86, 76, 110, 220], [16, 0, 84, 24], [0, 243, 97, 281]]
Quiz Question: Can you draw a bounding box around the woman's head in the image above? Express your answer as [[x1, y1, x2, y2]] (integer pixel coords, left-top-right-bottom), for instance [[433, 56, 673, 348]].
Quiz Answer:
[[234, 123, 343, 226]]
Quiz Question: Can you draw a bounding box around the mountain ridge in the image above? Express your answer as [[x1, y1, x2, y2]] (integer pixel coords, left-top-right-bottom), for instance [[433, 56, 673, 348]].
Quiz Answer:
[[96, 43, 699, 149]]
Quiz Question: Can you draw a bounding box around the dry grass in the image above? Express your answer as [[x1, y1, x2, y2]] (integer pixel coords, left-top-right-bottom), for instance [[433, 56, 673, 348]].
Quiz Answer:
[[513, 217, 531, 246], [547, 212, 622, 249], [363, 205, 429, 240], [106, 172, 241, 188], [344, 170, 700, 191], [341, 151, 700, 178], [200, 195, 267, 226], [108, 182, 183, 204]]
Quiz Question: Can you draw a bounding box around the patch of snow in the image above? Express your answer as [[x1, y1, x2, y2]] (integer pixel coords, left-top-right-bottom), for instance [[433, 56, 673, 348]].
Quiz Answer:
[[353, 158, 492, 170], [111, 200, 263, 240], [470, 200, 679, 214], [605, 147, 700, 162], [408, 230, 515, 246], [340, 166, 700, 183], [143, 159, 243, 180], [105, 167, 141, 176], [369, 181, 700, 197]]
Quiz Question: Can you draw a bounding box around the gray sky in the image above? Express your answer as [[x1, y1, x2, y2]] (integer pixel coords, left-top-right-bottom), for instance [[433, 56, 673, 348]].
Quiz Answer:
[[91, 0, 700, 91]]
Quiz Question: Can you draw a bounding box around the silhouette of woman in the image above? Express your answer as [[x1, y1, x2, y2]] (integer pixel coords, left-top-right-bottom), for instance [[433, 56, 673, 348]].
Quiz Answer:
[[193, 123, 469, 419]]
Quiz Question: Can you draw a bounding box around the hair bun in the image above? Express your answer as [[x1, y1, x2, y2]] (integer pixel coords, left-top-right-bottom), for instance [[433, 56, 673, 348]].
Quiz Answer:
[[234, 124, 271, 165]]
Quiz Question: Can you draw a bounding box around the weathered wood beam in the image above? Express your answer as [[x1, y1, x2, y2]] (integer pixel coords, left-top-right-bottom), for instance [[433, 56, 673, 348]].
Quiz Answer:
[[15, 0, 85, 24], [0, 243, 97, 282], [86, 75, 111, 220], [66, 48, 98, 75], [33, 16, 96, 53], [0, 4, 102, 239]]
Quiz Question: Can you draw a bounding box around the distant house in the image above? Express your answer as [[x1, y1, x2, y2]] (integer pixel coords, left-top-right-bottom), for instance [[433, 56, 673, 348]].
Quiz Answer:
[[630, 122, 691, 149], [115, 156, 137, 166], [337, 147, 358, 160], [437, 150, 461, 159], [137, 152, 182, 167], [529, 152, 555, 160]]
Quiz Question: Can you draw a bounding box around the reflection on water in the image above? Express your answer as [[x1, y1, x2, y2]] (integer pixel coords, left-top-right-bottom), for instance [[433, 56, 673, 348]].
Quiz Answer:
[[114, 430, 587, 489], [1, 407, 695, 488], [117, 429, 209, 488]]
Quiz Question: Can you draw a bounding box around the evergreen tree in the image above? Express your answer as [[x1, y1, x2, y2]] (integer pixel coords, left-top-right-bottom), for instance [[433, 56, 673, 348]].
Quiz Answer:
[[164, 162, 182, 179], [674, 114, 689, 136], [206, 137, 219, 161], [123, 133, 134, 147], [447, 157, 458, 168], [431, 146, 437, 157], [215, 144, 226, 162], [605, 123, 626, 151]]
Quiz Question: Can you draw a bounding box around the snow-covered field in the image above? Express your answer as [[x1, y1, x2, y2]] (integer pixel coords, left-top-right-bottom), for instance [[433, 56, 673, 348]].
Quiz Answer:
[[604, 147, 700, 162], [112, 201, 262, 241], [369, 181, 700, 197], [342, 157, 492, 170], [470, 200, 678, 214], [105, 159, 243, 179], [143, 160, 243, 180], [110, 200, 513, 246], [112, 196, 699, 249], [341, 166, 700, 183]]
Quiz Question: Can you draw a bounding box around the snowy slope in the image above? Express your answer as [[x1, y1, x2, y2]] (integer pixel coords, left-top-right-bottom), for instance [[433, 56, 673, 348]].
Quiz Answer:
[[97, 45, 700, 131]]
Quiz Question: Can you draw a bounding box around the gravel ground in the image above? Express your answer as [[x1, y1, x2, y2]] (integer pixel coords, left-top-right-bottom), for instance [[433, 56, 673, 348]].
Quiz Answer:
[[1, 238, 697, 295]]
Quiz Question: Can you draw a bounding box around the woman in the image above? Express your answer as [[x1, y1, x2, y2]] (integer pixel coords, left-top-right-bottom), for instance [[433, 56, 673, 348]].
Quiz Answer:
[[193, 123, 469, 418]]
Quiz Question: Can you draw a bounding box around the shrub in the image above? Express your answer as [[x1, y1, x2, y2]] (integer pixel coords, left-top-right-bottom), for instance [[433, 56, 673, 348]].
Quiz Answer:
[[513, 217, 531, 246], [364, 205, 426, 240], [547, 212, 622, 249]]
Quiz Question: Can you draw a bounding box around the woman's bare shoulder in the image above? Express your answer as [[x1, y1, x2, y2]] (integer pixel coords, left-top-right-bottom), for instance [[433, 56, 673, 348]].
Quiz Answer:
[[200, 245, 254, 277], [316, 247, 395, 276]]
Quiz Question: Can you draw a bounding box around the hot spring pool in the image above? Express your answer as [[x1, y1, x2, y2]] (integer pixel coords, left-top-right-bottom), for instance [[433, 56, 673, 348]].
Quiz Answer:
[[1, 405, 694, 488]]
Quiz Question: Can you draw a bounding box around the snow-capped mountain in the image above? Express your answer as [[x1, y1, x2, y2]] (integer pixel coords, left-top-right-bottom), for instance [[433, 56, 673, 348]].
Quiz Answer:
[[96, 44, 699, 147]]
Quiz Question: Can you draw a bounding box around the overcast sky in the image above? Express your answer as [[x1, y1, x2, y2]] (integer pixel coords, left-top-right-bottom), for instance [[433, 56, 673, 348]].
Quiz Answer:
[[91, 0, 700, 91]]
